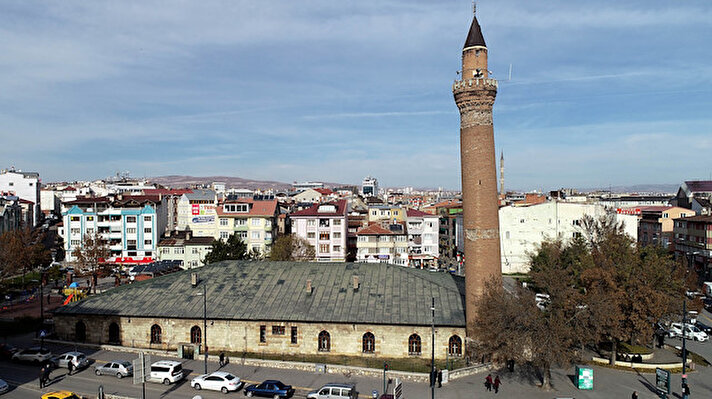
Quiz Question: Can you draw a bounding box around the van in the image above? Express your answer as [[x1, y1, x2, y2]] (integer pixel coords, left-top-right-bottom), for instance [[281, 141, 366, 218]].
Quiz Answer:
[[149, 360, 184, 385], [307, 383, 356, 399]]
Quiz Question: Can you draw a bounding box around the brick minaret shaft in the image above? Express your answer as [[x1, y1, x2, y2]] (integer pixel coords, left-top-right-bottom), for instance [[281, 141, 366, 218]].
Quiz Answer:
[[452, 13, 502, 338]]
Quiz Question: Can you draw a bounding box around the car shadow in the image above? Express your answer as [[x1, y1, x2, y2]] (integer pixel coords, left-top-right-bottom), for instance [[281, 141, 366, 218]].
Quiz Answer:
[[158, 368, 192, 398]]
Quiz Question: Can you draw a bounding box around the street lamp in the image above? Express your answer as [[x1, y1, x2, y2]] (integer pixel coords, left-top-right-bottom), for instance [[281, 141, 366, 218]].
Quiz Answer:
[[682, 251, 699, 390], [430, 297, 435, 399]]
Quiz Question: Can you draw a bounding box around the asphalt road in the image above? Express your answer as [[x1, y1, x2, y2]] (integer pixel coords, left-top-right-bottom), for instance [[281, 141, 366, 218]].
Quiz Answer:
[[1, 309, 712, 399]]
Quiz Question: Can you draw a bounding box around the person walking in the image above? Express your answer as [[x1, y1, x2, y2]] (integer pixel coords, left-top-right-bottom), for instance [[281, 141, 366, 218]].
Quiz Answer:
[[682, 382, 691, 399], [39, 366, 45, 388], [437, 368, 442, 388], [493, 375, 501, 394], [219, 352, 225, 368], [631, 391, 638, 399], [67, 359, 74, 376], [485, 374, 493, 391], [43, 365, 51, 386]]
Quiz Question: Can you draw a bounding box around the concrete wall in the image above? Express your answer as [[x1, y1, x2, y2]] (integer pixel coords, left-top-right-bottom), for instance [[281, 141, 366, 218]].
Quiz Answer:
[[54, 314, 465, 361]]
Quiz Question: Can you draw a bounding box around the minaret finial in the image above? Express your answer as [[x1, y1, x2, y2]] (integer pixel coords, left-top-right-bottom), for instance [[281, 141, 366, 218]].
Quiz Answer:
[[473, 2, 476, 16]]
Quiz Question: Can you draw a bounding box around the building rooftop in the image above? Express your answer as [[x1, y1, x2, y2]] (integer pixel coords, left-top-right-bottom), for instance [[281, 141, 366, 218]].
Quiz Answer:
[[216, 199, 278, 217], [54, 261, 466, 327], [291, 200, 347, 217]]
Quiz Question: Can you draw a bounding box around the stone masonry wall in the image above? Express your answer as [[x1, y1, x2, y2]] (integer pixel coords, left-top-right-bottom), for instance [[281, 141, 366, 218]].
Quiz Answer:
[[55, 314, 465, 361]]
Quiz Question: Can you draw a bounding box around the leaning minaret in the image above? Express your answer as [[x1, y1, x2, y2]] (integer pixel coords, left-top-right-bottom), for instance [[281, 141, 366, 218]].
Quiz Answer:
[[452, 9, 502, 337]]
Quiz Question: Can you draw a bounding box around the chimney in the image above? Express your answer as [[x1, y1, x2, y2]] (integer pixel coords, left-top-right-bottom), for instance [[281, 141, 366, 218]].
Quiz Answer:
[[306, 279, 313, 295], [191, 272, 199, 287], [352, 275, 359, 291]]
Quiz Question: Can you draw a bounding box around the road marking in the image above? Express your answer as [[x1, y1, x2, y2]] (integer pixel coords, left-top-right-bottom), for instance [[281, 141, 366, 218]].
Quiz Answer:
[[701, 313, 712, 324]]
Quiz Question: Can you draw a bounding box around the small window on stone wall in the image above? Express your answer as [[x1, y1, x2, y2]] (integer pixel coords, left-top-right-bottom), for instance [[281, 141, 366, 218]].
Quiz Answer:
[[362, 332, 375, 354], [260, 325, 266, 343], [318, 330, 330, 352], [150, 324, 162, 344], [408, 333, 421, 355], [448, 335, 462, 356]]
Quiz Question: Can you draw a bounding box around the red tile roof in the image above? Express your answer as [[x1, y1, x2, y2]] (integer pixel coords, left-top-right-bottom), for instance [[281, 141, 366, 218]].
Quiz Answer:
[[314, 188, 334, 195], [356, 224, 394, 235], [406, 208, 436, 217], [215, 199, 278, 217], [291, 200, 347, 217]]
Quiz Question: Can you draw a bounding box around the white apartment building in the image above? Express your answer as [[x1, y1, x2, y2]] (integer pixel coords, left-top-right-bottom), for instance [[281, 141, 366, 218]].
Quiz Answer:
[[356, 224, 409, 266], [291, 200, 348, 262], [362, 176, 379, 197], [499, 201, 638, 274], [62, 195, 167, 263], [157, 230, 214, 269], [405, 209, 439, 268], [0, 168, 41, 225], [176, 189, 218, 238]]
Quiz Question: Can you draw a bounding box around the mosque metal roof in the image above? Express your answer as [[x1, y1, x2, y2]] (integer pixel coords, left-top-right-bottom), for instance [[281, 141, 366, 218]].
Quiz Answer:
[[55, 261, 466, 327]]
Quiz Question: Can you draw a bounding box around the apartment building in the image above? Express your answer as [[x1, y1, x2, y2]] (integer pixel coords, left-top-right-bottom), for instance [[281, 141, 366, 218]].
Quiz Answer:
[[405, 209, 439, 268], [62, 195, 167, 263], [291, 200, 347, 262], [157, 230, 213, 269], [672, 215, 712, 280], [176, 189, 218, 238], [216, 198, 279, 256], [0, 168, 41, 225], [355, 224, 409, 266], [638, 206, 695, 248]]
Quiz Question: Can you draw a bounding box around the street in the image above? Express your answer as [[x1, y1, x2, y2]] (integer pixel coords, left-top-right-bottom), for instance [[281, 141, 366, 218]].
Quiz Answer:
[[0, 308, 711, 399]]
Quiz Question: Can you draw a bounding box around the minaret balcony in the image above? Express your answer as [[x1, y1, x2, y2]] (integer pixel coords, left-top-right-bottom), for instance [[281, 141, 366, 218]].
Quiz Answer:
[[452, 78, 498, 91]]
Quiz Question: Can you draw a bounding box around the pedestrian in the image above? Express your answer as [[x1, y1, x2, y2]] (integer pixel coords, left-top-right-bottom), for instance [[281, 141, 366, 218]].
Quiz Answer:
[[485, 374, 493, 391], [67, 359, 74, 376], [219, 352, 225, 368], [437, 368, 442, 388], [493, 375, 501, 394], [43, 365, 51, 386], [47, 292, 51, 304], [682, 383, 691, 399], [39, 366, 45, 388], [631, 391, 638, 399]]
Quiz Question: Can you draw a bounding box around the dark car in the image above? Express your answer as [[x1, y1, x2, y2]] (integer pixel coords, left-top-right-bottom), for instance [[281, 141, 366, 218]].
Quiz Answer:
[[696, 321, 712, 334], [244, 380, 294, 398], [0, 343, 18, 359]]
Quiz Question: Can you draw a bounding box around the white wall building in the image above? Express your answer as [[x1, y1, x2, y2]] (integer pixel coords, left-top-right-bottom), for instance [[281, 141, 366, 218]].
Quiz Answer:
[[499, 201, 638, 274], [0, 168, 41, 225], [405, 209, 439, 268], [291, 200, 348, 262], [362, 176, 379, 197]]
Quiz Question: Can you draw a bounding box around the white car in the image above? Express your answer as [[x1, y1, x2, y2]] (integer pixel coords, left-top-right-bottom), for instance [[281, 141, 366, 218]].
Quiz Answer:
[[52, 351, 90, 370], [191, 371, 242, 394], [12, 347, 52, 363], [0, 378, 8, 394], [669, 323, 709, 342]]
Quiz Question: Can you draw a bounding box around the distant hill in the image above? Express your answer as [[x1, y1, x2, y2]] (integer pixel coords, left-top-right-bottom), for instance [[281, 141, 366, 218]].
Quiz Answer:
[[148, 175, 349, 191]]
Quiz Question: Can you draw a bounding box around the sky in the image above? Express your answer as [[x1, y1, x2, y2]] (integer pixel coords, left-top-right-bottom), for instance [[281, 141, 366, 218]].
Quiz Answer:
[[1, 0, 711, 191]]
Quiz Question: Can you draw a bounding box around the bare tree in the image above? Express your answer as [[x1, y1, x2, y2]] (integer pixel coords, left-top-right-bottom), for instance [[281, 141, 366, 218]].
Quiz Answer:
[[0, 227, 50, 281], [270, 234, 315, 261], [72, 232, 109, 294]]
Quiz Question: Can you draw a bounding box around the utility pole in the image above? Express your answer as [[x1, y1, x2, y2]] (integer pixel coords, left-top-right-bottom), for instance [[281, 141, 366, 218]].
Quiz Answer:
[[203, 283, 208, 374], [431, 297, 435, 399]]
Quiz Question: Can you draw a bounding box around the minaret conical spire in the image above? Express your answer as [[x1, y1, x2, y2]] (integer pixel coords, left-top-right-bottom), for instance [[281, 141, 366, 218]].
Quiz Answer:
[[464, 8, 486, 49]]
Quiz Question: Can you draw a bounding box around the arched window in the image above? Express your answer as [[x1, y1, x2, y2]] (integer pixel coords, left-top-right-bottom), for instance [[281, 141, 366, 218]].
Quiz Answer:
[[75, 321, 86, 342], [150, 324, 162, 344], [190, 325, 202, 345], [408, 334, 421, 355], [108, 322, 120, 344], [362, 332, 375, 353], [318, 330, 330, 352], [448, 335, 462, 356]]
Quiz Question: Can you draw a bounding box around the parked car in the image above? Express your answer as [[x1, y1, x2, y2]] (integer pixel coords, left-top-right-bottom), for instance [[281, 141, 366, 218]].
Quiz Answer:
[[704, 297, 712, 311], [687, 311, 699, 324], [244, 380, 294, 398], [12, 347, 52, 363], [307, 383, 355, 399], [668, 322, 709, 342], [41, 391, 81, 399], [0, 378, 8, 394], [0, 344, 18, 359], [94, 360, 133, 378], [148, 360, 183, 385], [695, 321, 712, 334], [191, 371, 242, 393], [51, 351, 90, 370]]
